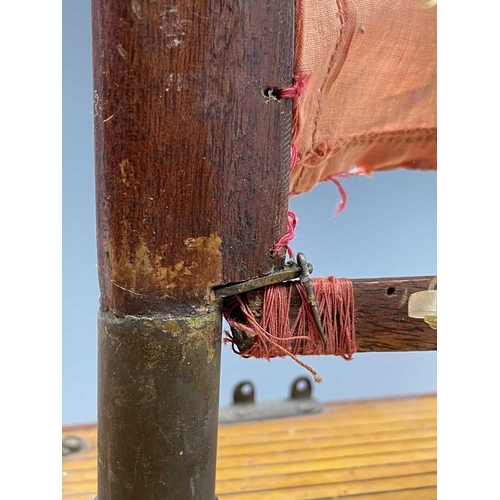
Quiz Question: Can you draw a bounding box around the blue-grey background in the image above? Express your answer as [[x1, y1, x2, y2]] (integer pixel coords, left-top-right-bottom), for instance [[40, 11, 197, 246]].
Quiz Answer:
[[63, 0, 436, 425]]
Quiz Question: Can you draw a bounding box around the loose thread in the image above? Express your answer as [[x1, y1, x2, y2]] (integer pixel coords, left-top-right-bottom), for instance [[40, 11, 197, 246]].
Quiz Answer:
[[327, 177, 347, 216], [224, 277, 356, 383], [271, 76, 306, 257], [224, 294, 322, 382], [278, 75, 307, 99], [327, 166, 370, 216], [272, 210, 297, 258]]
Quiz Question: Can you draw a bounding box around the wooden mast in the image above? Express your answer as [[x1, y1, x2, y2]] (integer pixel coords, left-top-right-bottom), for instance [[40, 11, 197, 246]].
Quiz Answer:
[[92, 0, 293, 498]]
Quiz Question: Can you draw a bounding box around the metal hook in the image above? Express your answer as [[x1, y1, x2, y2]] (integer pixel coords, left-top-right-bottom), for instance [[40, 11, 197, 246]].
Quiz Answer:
[[296, 253, 327, 346]]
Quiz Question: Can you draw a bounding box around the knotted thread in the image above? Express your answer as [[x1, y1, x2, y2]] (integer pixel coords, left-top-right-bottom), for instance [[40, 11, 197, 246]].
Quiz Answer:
[[224, 277, 356, 383], [277, 76, 307, 99], [272, 210, 298, 258]]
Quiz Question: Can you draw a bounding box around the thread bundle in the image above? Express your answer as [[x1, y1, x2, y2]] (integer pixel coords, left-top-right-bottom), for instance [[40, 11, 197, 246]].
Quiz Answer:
[[224, 276, 356, 383]]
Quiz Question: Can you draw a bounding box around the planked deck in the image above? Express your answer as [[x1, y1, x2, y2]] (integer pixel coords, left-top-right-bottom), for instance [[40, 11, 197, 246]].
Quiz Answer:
[[62, 393, 436, 499]]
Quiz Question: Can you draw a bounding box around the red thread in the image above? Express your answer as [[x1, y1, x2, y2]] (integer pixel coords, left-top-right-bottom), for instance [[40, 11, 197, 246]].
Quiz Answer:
[[327, 177, 347, 216], [224, 277, 356, 383], [278, 75, 307, 99], [326, 165, 371, 215], [272, 210, 297, 258], [272, 76, 306, 253]]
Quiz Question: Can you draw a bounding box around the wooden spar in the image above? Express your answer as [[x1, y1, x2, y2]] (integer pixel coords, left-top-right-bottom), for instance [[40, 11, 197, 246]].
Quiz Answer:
[[92, 0, 293, 498], [352, 276, 437, 352], [227, 276, 437, 353]]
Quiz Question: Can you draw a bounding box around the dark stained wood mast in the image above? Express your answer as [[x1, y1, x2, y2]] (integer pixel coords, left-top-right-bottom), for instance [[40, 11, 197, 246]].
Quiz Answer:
[[92, 0, 293, 498], [93, 0, 292, 317]]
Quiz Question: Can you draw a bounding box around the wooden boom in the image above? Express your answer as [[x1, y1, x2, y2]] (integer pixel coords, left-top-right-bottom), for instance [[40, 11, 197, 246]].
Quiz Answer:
[[227, 276, 437, 354]]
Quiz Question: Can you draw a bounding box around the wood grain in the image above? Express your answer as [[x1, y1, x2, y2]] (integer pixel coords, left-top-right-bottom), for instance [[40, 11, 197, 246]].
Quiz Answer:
[[93, 0, 293, 315], [216, 473, 437, 499], [63, 394, 437, 498], [63, 450, 437, 484], [63, 394, 436, 446], [65, 417, 436, 453], [92, 1, 294, 497], [234, 276, 437, 353], [64, 426, 436, 464], [353, 277, 437, 352], [336, 489, 437, 500]]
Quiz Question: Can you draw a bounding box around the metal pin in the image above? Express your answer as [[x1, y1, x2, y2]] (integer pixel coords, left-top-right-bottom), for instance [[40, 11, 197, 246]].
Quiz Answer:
[[296, 253, 327, 346], [213, 260, 313, 298]]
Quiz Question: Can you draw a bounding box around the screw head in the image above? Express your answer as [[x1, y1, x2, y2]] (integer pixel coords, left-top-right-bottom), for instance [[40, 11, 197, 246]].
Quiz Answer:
[[62, 435, 84, 455]]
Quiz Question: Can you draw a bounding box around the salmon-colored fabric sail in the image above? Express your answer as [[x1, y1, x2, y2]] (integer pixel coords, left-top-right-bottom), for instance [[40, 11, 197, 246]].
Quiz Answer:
[[290, 0, 436, 195]]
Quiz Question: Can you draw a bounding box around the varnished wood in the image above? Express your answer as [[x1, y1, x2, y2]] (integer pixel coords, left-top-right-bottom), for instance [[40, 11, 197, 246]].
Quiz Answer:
[[216, 461, 437, 495], [335, 489, 438, 500], [63, 393, 436, 448], [64, 416, 436, 453], [63, 426, 436, 464], [93, 0, 293, 316], [92, 1, 294, 497], [63, 394, 437, 498], [353, 277, 437, 351], [217, 474, 437, 500], [237, 276, 437, 353], [63, 450, 437, 483]]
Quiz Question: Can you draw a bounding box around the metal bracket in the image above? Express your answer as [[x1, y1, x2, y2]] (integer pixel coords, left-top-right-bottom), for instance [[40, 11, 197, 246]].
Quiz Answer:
[[213, 259, 313, 298], [218, 252, 326, 349], [219, 377, 322, 423]]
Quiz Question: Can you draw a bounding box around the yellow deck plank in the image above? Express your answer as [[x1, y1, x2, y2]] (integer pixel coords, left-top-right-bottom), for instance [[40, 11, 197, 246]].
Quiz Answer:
[[217, 437, 437, 469], [216, 461, 436, 495], [218, 417, 436, 447], [64, 395, 436, 447], [65, 412, 436, 449], [62, 435, 436, 473], [64, 424, 436, 463], [336, 487, 437, 499], [64, 449, 437, 484], [218, 428, 436, 458], [217, 473, 437, 500], [63, 394, 437, 498]]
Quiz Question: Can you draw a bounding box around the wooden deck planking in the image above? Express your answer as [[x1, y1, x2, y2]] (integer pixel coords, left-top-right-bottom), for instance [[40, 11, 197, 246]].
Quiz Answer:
[[63, 394, 437, 499]]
